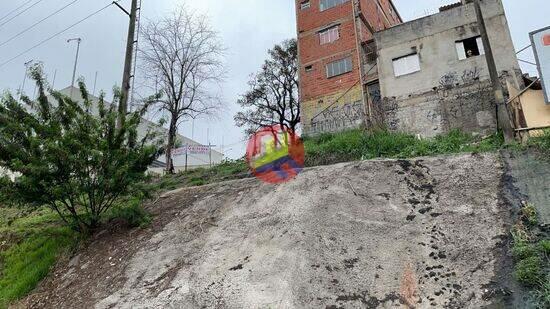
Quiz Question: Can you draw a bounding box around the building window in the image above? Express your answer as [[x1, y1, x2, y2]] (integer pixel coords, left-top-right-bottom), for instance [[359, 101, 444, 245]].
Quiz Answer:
[[300, 1, 310, 10], [456, 36, 485, 60], [392, 53, 420, 77], [320, 0, 350, 12], [326, 57, 352, 78], [319, 26, 339, 45], [305, 65, 313, 72]]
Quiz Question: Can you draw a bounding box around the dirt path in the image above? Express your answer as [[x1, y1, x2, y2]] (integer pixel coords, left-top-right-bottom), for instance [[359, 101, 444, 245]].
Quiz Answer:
[[22, 153, 522, 308]]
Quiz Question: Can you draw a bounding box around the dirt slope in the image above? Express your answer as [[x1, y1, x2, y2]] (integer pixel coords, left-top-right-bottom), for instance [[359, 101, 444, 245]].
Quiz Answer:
[[23, 153, 520, 308]]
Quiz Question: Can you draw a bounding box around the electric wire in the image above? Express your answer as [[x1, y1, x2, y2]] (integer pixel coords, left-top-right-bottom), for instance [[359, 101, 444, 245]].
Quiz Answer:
[[0, 0, 83, 48], [0, 0, 34, 22], [0, 0, 46, 29], [0, 1, 119, 69]]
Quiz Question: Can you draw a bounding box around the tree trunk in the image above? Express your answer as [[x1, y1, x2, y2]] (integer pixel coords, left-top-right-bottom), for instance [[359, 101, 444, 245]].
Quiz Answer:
[[165, 114, 177, 174]]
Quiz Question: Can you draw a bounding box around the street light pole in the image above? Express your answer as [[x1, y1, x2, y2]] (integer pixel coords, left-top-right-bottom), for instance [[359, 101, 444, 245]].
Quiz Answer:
[[67, 37, 82, 97], [472, 0, 514, 141]]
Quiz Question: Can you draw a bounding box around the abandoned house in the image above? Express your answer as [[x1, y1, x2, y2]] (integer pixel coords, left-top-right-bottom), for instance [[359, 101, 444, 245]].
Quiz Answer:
[[375, 0, 522, 137], [297, 0, 524, 137]]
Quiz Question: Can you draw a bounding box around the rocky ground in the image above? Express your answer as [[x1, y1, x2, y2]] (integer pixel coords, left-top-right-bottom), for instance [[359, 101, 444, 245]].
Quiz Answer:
[[21, 153, 528, 308]]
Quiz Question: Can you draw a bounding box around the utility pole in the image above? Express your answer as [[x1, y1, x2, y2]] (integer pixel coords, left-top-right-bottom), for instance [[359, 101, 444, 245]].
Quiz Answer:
[[116, 0, 138, 126], [19, 60, 33, 97], [473, 0, 514, 141], [67, 37, 82, 97]]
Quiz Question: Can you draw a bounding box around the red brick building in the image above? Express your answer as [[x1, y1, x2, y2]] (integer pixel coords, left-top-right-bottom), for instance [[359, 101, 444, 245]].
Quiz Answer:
[[295, 0, 402, 135]]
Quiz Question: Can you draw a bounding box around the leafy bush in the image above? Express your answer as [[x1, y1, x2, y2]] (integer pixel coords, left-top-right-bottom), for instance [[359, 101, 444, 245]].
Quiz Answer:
[[0, 66, 161, 232], [108, 198, 151, 228]]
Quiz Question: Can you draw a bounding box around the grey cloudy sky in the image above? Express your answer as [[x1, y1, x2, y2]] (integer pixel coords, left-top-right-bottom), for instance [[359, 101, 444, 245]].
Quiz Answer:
[[0, 0, 547, 159]]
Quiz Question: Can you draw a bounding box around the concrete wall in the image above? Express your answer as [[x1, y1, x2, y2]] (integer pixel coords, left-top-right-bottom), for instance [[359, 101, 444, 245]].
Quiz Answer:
[[375, 0, 521, 137]]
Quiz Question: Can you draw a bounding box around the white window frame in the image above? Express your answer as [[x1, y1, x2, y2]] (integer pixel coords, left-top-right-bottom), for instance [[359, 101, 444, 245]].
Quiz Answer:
[[392, 53, 420, 77], [456, 36, 485, 60], [319, 26, 340, 45], [326, 57, 353, 78], [300, 1, 310, 10]]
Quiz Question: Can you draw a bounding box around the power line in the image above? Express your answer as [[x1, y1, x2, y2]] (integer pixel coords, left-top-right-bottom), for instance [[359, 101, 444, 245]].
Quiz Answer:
[[0, 1, 118, 69], [0, 0, 35, 22], [0, 0, 46, 29], [0, 0, 83, 48]]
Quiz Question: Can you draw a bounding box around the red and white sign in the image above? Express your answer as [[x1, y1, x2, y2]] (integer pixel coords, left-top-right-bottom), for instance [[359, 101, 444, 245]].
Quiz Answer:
[[172, 145, 211, 156]]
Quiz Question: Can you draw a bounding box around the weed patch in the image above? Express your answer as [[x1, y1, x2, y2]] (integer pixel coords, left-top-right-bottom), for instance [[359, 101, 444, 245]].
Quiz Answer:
[[303, 129, 504, 167], [510, 202, 550, 307]]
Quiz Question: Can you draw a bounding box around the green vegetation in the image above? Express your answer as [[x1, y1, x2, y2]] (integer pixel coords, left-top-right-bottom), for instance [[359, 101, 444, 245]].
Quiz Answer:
[[303, 128, 504, 167], [0, 207, 80, 308], [143, 159, 249, 192], [528, 129, 550, 159], [0, 66, 161, 232], [511, 203, 550, 308]]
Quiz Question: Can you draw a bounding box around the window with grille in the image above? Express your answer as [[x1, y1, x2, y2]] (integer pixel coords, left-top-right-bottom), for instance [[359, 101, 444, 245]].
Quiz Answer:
[[320, 0, 350, 12], [319, 26, 339, 45], [326, 57, 353, 78]]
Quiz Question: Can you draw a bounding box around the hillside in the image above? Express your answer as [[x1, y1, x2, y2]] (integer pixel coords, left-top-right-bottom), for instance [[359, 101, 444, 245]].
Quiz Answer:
[[19, 152, 533, 308]]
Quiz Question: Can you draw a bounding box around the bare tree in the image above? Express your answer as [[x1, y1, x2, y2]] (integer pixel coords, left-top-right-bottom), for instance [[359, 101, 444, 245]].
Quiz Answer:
[[139, 6, 224, 173], [234, 39, 300, 135]]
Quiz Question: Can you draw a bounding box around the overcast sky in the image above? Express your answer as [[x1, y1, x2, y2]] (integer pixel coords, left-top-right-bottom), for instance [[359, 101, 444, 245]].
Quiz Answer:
[[0, 0, 547, 159]]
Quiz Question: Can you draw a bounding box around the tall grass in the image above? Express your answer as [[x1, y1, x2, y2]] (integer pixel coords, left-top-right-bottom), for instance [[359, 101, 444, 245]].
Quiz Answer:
[[0, 208, 80, 308], [304, 129, 504, 167]]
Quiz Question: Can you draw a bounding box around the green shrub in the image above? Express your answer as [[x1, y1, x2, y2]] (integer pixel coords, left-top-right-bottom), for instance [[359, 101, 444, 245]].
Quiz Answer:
[[108, 199, 151, 228], [538, 240, 550, 255], [515, 256, 544, 286], [0, 66, 161, 232], [512, 243, 538, 261]]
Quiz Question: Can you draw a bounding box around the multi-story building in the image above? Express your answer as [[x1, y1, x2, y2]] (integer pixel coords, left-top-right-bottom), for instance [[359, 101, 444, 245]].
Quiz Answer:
[[295, 0, 402, 135]]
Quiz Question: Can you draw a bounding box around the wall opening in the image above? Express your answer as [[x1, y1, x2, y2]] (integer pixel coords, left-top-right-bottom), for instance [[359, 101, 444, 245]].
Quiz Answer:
[[456, 36, 485, 60]]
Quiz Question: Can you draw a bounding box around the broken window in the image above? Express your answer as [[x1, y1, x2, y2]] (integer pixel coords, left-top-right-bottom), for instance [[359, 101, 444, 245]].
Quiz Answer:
[[326, 57, 353, 78], [320, 26, 339, 45], [320, 0, 350, 12], [456, 36, 485, 60], [300, 1, 310, 10], [392, 53, 420, 77]]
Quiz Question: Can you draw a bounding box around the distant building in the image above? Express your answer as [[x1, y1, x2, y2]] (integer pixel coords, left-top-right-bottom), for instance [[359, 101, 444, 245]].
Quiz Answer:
[[295, 0, 402, 135], [56, 86, 224, 173], [374, 0, 523, 137]]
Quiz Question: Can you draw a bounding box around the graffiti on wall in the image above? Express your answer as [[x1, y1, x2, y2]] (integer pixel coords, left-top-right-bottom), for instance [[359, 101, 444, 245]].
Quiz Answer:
[[308, 101, 366, 134], [381, 66, 497, 136]]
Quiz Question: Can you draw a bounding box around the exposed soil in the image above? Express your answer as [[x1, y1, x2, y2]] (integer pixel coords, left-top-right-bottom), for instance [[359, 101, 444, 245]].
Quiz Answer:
[[18, 153, 528, 308]]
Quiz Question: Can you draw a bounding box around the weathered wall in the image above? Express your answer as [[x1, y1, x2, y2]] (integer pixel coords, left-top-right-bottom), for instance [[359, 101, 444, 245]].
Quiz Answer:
[[302, 84, 364, 135], [519, 89, 550, 132], [381, 73, 497, 137], [374, 0, 521, 137]]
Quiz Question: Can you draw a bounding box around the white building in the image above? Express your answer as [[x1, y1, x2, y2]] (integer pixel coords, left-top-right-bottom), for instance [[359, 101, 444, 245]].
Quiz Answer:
[[55, 86, 224, 173]]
